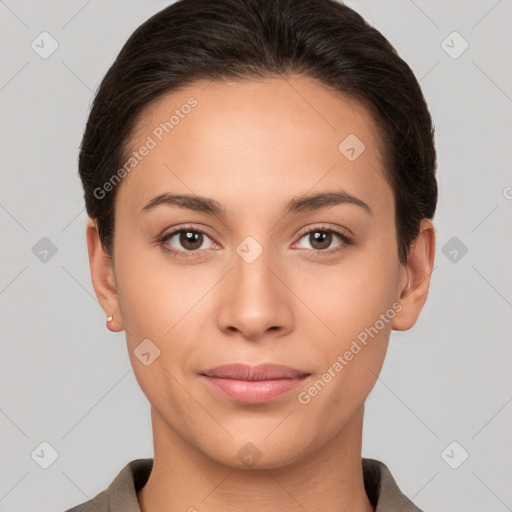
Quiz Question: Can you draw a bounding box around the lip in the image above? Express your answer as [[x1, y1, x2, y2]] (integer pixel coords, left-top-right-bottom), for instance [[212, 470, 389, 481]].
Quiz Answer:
[[200, 364, 310, 404]]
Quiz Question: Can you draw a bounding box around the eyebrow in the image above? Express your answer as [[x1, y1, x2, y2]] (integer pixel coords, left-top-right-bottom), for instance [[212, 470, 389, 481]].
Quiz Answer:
[[139, 190, 373, 217]]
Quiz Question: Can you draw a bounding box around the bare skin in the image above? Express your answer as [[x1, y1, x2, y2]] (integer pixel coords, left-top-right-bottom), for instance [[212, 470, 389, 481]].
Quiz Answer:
[[86, 75, 435, 512]]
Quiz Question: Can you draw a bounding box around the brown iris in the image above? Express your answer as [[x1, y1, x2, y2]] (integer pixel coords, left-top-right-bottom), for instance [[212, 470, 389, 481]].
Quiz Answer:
[[309, 231, 332, 250], [179, 230, 203, 251]]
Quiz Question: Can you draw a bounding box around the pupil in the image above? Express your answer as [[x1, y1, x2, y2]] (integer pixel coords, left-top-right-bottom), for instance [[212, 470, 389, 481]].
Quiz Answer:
[[312, 231, 331, 250], [181, 231, 201, 250]]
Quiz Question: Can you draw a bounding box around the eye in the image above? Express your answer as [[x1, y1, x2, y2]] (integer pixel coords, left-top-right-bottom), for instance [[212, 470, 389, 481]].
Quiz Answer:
[[157, 226, 217, 257], [293, 227, 353, 254], [157, 224, 353, 259]]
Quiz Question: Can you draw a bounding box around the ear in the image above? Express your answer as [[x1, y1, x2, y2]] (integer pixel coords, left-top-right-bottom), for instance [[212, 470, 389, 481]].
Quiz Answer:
[[85, 217, 124, 332], [392, 218, 436, 331]]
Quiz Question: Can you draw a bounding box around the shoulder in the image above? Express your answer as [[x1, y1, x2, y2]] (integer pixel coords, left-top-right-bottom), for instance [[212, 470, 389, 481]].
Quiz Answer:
[[362, 457, 425, 512], [64, 458, 153, 512], [64, 490, 109, 512]]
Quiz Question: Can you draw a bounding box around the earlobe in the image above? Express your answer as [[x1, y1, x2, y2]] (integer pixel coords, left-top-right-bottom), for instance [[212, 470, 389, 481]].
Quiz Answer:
[[85, 217, 124, 332], [392, 219, 436, 332]]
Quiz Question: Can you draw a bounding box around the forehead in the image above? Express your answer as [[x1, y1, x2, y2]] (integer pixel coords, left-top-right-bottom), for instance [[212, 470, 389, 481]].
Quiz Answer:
[[116, 75, 392, 221]]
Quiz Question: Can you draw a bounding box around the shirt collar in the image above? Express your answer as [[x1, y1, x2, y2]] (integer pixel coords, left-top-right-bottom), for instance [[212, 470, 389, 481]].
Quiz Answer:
[[92, 457, 423, 512]]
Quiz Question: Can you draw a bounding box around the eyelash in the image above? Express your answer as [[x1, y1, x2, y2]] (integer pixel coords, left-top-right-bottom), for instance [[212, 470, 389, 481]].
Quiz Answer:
[[156, 224, 354, 259]]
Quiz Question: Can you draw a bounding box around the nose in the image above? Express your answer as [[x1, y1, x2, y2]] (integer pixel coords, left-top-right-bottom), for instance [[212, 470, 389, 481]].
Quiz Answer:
[[216, 238, 294, 342]]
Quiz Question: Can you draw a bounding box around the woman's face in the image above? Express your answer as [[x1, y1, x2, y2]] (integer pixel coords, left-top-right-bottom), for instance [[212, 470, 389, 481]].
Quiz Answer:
[[93, 76, 424, 468]]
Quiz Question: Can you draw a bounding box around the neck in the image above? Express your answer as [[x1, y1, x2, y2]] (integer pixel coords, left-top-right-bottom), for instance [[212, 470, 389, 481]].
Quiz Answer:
[[138, 405, 374, 512]]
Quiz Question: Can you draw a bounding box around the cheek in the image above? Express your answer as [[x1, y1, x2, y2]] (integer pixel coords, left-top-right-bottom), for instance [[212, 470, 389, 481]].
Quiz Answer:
[[114, 255, 196, 407], [114, 248, 220, 383], [296, 238, 400, 394], [293, 245, 399, 340], [113, 237, 187, 336], [298, 281, 396, 434]]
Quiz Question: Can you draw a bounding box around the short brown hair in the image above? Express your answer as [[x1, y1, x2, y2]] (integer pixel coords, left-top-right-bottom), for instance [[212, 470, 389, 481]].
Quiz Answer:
[[78, 0, 437, 265]]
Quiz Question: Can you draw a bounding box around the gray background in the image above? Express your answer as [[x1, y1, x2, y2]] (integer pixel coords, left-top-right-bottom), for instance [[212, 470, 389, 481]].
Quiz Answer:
[[1, 0, 511, 511]]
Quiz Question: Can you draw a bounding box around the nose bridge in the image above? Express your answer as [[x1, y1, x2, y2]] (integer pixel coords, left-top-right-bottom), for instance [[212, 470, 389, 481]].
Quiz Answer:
[[233, 233, 277, 299], [216, 231, 289, 338]]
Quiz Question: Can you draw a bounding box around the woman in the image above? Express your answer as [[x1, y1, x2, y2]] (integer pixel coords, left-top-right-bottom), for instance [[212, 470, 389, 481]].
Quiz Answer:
[[68, 0, 437, 510]]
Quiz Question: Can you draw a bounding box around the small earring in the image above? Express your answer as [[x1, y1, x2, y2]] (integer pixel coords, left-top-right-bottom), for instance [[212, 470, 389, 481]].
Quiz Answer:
[[106, 314, 113, 322]]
